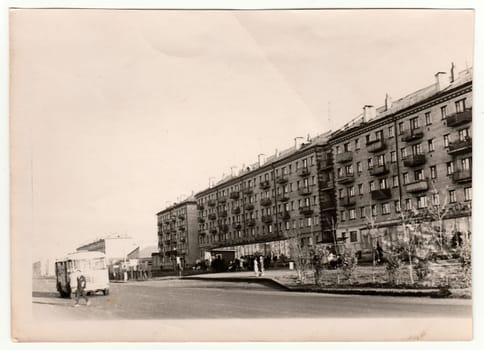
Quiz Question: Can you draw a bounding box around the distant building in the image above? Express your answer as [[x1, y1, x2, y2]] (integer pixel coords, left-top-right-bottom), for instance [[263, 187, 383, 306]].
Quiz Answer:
[[127, 245, 158, 268], [156, 198, 199, 266], [76, 234, 137, 264], [32, 258, 56, 277]]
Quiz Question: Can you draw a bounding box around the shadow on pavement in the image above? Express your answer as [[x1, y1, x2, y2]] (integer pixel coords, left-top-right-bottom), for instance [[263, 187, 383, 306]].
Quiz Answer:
[[32, 291, 61, 298]]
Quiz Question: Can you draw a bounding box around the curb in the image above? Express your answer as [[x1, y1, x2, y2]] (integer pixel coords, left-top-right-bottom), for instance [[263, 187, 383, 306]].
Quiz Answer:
[[181, 276, 291, 291]]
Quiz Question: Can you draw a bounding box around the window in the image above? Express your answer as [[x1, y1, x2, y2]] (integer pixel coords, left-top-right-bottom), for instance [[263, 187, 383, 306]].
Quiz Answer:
[[346, 164, 354, 175], [461, 158, 471, 170], [449, 190, 456, 203], [401, 147, 408, 159], [349, 186, 355, 197], [444, 134, 449, 147], [337, 168, 343, 177], [335, 146, 340, 154], [350, 231, 358, 242], [379, 178, 388, 189], [349, 209, 356, 220], [371, 205, 377, 216], [338, 188, 344, 199], [358, 184, 363, 195], [425, 112, 432, 125], [414, 169, 424, 181], [388, 125, 394, 138], [412, 143, 422, 156], [430, 166, 437, 179], [392, 175, 399, 187], [447, 162, 455, 175], [368, 158, 374, 169], [405, 198, 412, 210], [382, 203, 390, 215], [428, 139, 434, 152], [431, 193, 440, 206], [359, 206, 366, 218], [459, 128, 470, 141], [403, 173, 409, 185], [464, 187, 472, 201], [455, 99, 466, 113], [344, 142, 351, 152], [355, 139, 360, 150], [441, 105, 448, 119], [369, 181, 375, 191], [390, 151, 397, 163], [394, 200, 401, 213], [377, 154, 385, 166], [410, 117, 419, 130], [398, 122, 405, 135], [375, 130, 383, 140], [341, 210, 346, 221], [417, 196, 427, 209], [357, 162, 362, 174]]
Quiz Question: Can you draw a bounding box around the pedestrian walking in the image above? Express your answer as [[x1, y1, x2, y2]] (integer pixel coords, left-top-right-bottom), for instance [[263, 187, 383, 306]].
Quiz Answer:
[[253, 256, 260, 277], [259, 255, 264, 277], [73, 269, 90, 307]]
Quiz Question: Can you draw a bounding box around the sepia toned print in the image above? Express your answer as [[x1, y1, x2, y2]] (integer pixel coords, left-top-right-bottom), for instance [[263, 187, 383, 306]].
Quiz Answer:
[[10, 8, 473, 341]]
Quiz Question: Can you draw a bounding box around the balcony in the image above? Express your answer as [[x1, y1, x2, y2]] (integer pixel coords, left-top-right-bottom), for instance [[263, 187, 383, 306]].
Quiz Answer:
[[259, 180, 271, 190], [401, 127, 424, 142], [209, 228, 218, 234], [281, 211, 291, 221], [366, 138, 386, 153], [320, 158, 334, 170], [276, 194, 290, 202], [298, 167, 310, 177], [219, 210, 228, 218], [405, 179, 429, 193], [245, 218, 256, 227], [299, 205, 314, 216], [242, 187, 254, 196], [198, 217, 205, 223], [208, 213, 217, 221], [178, 226, 186, 231], [197, 203, 205, 210], [369, 164, 389, 176], [260, 198, 272, 207], [452, 169, 472, 183], [298, 186, 312, 196], [229, 191, 240, 200], [276, 174, 288, 184], [448, 138, 472, 156], [232, 222, 242, 230], [231, 207, 241, 215], [244, 203, 254, 211], [261, 215, 273, 224], [403, 154, 426, 167], [337, 173, 355, 184], [336, 151, 353, 163], [178, 214, 185, 220], [207, 199, 216, 207], [340, 197, 356, 207], [320, 181, 334, 191], [219, 224, 229, 233], [218, 196, 227, 204], [371, 188, 392, 201], [446, 109, 472, 127]]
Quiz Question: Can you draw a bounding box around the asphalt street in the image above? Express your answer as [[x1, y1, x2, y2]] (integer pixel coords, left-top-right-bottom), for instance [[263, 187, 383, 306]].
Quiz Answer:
[[32, 277, 471, 320]]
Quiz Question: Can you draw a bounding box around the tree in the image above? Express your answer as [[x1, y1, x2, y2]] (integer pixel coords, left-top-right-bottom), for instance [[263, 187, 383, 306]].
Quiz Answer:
[[288, 229, 311, 284], [364, 200, 383, 283]]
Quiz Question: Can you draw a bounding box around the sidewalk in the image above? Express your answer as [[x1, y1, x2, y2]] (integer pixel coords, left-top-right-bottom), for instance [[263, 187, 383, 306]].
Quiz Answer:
[[182, 269, 471, 298]]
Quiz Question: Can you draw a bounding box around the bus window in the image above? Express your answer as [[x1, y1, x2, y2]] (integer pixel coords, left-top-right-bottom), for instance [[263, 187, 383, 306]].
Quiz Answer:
[[91, 258, 106, 270]]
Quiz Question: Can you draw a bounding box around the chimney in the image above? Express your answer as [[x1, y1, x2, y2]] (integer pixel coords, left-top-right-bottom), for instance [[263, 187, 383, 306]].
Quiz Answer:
[[258, 153, 266, 167], [385, 94, 392, 111], [362, 105, 376, 122], [294, 137, 303, 150], [275, 148, 279, 158], [450, 62, 456, 83], [435, 71, 448, 91]]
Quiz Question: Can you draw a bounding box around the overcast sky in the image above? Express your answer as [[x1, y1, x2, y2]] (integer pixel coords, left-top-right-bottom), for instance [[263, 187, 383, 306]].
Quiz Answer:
[[10, 9, 474, 261]]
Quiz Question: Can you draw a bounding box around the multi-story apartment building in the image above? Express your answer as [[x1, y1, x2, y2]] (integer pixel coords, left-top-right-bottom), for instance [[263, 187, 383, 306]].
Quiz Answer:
[[156, 198, 199, 266], [330, 67, 472, 253], [195, 132, 336, 260]]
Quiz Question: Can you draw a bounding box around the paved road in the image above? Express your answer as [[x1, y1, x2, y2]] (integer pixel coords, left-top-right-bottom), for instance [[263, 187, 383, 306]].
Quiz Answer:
[[32, 277, 471, 320]]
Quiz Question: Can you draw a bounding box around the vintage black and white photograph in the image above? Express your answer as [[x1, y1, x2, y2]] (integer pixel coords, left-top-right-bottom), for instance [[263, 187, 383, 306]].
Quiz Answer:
[[9, 4, 476, 342]]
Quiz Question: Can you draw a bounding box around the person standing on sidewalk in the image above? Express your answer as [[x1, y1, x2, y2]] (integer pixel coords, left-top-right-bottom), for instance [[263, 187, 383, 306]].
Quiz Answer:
[[253, 255, 260, 277], [73, 269, 90, 307], [259, 255, 264, 277]]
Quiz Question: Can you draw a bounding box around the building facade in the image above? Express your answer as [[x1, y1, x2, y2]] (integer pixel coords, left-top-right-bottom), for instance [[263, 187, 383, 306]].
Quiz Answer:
[[156, 199, 199, 266], [329, 68, 472, 252], [76, 234, 137, 265], [194, 132, 336, 260]]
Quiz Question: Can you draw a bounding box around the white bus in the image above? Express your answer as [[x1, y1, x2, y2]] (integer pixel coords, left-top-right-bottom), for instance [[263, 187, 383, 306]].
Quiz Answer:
[[55, 251, 110, 298]]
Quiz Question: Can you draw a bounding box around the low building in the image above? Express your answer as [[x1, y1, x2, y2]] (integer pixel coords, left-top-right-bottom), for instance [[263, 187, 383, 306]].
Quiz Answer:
[[76, 234, 137, 265]]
